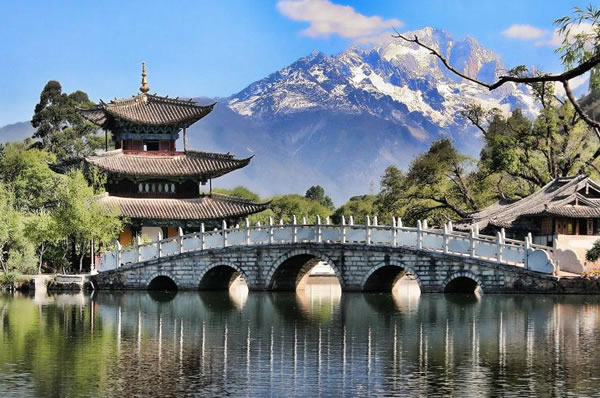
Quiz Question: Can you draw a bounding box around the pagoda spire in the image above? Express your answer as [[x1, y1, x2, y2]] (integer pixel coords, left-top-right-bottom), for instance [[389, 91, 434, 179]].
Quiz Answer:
[[140, 62, 149, 93]]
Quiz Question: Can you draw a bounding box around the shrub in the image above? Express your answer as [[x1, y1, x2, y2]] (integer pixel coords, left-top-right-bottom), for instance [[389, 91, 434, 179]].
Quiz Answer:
[[586, 240, 600, 262]]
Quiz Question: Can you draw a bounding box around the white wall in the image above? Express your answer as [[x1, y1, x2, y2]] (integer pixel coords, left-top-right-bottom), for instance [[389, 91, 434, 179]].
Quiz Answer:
[[141, 226, 163, 242], [555, 234, 600, 272]]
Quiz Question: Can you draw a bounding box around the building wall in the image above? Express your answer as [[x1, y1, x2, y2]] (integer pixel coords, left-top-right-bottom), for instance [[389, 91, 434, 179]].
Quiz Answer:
[[554, 234, 600, 272], [141, 226, 163, 242]]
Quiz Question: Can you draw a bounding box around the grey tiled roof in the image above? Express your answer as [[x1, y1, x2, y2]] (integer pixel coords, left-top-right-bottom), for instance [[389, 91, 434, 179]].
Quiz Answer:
[[86, 149, 252, 178], [79, 94, 215, 128], [98, 193, 269, 221], [464, 175, 600, 230]]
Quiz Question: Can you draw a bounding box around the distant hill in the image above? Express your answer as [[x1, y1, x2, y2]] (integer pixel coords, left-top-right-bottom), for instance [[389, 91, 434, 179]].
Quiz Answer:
[[0, 121, 34, 143]]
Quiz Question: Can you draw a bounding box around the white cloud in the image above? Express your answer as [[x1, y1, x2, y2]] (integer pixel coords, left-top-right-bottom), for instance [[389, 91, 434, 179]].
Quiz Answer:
[[502, 24, 546, 40], [535, 22, 594, 47], [277, 0, 403, 42], [554, 72, 589, 97]]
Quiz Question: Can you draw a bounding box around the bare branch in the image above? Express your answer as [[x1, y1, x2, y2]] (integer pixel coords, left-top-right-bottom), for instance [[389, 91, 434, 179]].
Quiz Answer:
[[392, 30, 600, 131]]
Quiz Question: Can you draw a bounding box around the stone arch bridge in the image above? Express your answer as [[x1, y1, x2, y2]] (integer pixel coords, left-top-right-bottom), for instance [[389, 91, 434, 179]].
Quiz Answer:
[[92, 217, 560, 293]]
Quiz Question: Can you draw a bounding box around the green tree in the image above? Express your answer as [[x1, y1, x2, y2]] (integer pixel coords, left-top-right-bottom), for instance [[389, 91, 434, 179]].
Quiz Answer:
[[213, 186, 261, 201], [0, 142, 61, 212], [305, 185, 334, 211], [24, 211, 60, 274], [31, 81, 103, 162], [0, 184, 36, 274], [251, 194, 332, 224], [332, 195, 376, 224], [53, 171, 122, 272], [374, 166, 407, 224]]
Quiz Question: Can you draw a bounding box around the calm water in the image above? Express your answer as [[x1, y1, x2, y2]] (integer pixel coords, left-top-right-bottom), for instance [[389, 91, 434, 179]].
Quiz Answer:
[[2, 281, 600, 397]]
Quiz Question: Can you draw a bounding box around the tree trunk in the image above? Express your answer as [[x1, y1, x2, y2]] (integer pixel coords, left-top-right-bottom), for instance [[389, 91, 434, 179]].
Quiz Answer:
[[38, 244, 45, 274]]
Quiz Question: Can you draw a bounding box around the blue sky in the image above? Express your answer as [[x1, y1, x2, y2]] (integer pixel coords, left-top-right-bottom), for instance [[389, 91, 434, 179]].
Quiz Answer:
[[0, 0, 585, 126]]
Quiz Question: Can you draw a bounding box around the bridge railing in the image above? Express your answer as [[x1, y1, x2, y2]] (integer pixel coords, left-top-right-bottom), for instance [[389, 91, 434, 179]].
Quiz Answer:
[[98, 216, 556, 275]]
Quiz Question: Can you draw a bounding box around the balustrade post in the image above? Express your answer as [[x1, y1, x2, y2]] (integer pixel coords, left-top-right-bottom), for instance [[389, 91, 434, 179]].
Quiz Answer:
[[245, 218, 251, 245], [341, 215, 347, 244], [136, 235, 142, 262], [316, 215, 322, 243], [366, 216, 371, 245], [443, 224, 449, 254], [292, 215, 298, 243], [302, 216, 307, 225], [178, 227, 184, 254], [397, 217, 403, 228], [222, 220, 228, 248], [524, 234, 531, 269], [156, 230, 163, 258], [496, 231, 503, 263], [349, 215, 354, 225], [469, 227, 476, 257], [416, 220, 423, 249], [200, 223, 205, 250], [269, 217, 274, 244], [392, 217, 397, 246], [373, 216, 378, 226], [115, 240, 122, 269], [447, 221, 453, 232], [423, 219, 428, 229], [326, 216, 330, 225]]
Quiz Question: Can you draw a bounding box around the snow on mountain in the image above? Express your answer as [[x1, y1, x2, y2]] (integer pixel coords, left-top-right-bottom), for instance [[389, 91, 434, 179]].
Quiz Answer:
[[227, 27, 537, 138], [189, 28, 541, 203]]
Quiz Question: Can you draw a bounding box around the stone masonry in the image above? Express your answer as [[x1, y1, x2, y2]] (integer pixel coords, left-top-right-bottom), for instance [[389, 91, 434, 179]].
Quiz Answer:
[[91, 243, 561, 293]]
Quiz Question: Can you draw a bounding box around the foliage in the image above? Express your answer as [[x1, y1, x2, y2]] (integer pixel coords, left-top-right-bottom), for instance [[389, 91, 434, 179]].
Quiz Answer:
[[24, 211, 60, 274], [586, 239, 600, 262], [0, 142, 61, 212], [374, 139, 480, 226], [0, 183, 37, 274], [53, 171, 122, 271], [251, 194, 332, 224], [305, 185, 334, 211], [213, 186, 261, 202], [31, 80, 103, 162], [332, 195, 376, 224]]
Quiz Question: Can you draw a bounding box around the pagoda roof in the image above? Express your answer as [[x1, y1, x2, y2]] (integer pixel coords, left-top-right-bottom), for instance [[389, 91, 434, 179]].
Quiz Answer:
[[98, 193, 269, 221], [79, 93, 215, 128], [459, 175, 600, 231], [86, 149, 252, 179]]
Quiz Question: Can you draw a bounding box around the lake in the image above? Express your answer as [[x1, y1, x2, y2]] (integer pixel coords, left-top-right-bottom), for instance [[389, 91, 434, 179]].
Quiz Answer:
[[1, 279, 600, 397]]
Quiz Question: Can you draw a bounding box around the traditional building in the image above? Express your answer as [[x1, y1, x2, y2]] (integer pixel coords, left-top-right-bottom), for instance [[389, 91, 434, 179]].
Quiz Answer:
[[463, 175, 600, 272], [80, 64, 269, 245]]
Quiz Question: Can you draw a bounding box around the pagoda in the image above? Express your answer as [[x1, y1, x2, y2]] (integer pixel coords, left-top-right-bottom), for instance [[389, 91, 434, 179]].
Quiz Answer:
[[79, 64, 269, 246]]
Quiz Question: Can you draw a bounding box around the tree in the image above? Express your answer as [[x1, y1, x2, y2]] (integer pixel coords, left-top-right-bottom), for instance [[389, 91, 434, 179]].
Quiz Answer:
[[251, 194, 332, 225], [0, 184, 36, 275], [24, 211, 60, 274], [374, 139, 483, 226], [305, 185, 334, 210], [394, 5, 600, 131], [0, 142, 61, 212], [213, 186, 261, 202], [31, 81, 103, 162], [332, 195, 376, 224], [53, 171, 122, 272]]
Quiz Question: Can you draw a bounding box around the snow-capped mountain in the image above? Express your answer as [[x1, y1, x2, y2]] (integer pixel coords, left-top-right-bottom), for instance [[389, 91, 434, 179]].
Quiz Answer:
[[188, 27, 538, 203], [227, 27, 536, 136]]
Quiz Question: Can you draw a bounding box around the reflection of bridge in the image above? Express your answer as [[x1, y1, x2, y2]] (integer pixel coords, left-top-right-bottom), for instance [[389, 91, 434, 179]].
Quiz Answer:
[[93, 217, 559, 293]]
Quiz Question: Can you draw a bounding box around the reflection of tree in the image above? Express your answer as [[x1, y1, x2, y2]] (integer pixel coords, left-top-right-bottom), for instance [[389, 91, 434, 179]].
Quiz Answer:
[[3, 292, 600, 396]]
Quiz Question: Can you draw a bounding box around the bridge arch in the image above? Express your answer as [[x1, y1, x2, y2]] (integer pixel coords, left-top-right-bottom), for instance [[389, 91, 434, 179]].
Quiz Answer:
[[266, 249, 342, 291], [361, 260, 422, 292], [197, 262, 249, 290], [442, 271, 484, 294], [146, 271, 179, 291]]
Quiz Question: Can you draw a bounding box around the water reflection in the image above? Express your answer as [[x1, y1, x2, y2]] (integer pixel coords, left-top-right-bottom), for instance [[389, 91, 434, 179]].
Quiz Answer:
[[2, 282, 600, 397]]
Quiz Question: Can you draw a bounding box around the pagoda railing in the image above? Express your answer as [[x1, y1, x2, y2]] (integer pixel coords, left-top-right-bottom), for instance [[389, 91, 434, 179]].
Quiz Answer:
[[97, 216, 557, 275]]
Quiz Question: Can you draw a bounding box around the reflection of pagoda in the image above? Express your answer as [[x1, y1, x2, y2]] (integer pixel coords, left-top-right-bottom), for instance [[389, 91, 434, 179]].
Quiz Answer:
[[80, 64, 269, 245]]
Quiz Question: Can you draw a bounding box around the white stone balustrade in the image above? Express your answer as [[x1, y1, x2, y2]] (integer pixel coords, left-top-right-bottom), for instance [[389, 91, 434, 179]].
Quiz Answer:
[[98, 218, 557, 275]]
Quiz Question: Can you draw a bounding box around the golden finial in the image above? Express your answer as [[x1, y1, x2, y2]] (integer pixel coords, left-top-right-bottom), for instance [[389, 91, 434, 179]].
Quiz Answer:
[[140, 62, 149, 93]]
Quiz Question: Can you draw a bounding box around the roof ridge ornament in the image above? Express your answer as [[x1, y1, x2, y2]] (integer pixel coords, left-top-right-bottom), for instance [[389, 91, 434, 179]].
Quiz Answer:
[[140, 62, 150, 94]]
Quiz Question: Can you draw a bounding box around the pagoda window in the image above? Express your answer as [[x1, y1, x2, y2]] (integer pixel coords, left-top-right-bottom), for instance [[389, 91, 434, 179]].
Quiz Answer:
[[158, 184, 163, 193], [145, 183, 149, 193], [138, 183, 143, 193], [171, 183, 176, 193]]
